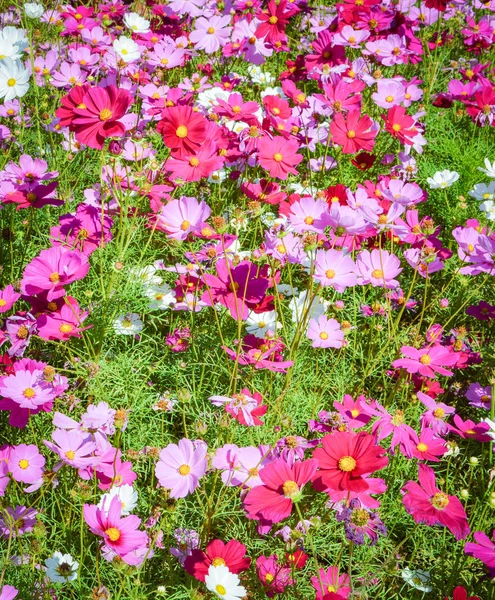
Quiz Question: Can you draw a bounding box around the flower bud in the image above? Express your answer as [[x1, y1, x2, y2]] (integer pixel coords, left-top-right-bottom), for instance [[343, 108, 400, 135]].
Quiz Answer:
[[469, 456, 479, 466]]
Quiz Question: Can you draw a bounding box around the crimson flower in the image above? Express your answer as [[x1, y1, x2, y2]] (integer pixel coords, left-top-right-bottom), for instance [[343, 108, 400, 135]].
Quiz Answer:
[[70, 85, 133, 150], [330, 111, 377, 154], [243, 458, 318, 523], [383, 106, 418, 145], [157, 105, 207, 158], [184, 539, 251, 582], [55, 83, 90, 128], [402, 465, 470, 541], [312, 431, 388, 493], [255, 0, 298, 44], [444, 586, 480, 600]]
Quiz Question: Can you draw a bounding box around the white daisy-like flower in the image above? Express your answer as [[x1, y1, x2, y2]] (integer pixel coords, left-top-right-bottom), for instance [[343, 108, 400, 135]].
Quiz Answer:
[[130, 265, 163, 286], [0, 27, 29, 53], [483, 417, 495, 441], [98, 484, 138, 516], [113, 37, 141, 63], [247, 65, 275, 85], [44, 552, 78, 583], [24, 2, 44, 18], [123, 12, 150, 34], [0, 57, 29, 101], [208, 169, 228, 185], [143, 282, 176, 310], [205, 564, 247, 600], [277, 283, 298, 297], [401, 568, 432, 593], [113, 313, 143, 336], [478, 158, 495, 179], [196, 87, 230, 110], [260, 86, 285, 99], [245, 310, 280, 338], [469, 181, 495, 202], [289, 290, 327, 325], [426, 170, 459, 189], [480, 200, 495, 221]]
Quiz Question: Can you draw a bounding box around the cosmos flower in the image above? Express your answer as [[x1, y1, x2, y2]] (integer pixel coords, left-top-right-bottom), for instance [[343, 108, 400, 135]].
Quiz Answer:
[[155, 438, 208, 499]]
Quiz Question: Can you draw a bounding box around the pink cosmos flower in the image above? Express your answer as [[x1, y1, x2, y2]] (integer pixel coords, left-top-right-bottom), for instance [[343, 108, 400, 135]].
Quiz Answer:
[[256, 555, 292, 596], [0, 367, 56, 410], [50, 204, 113, 255], [44, 428, 97, 469], [165, 141, 224, 183], [36, 296, 90, 341], [21, 246, 90, 301], [371, 78, 406, 109], [402, 464, 470, 540], [84, 496, 148, 561], [209, 388, 267, 426], [288, 197, 331, 233], [155, 438, 208, 499], [418, 391, 454, 435], [311, 566, 350, 600], [156, 196, 211, 241], [356, 249, 402, 289], [0, 505, 37, 538], [258, 135, 303, 180], [0, 285, 20, 313], [307, 315, 344, 349], [448, 415, 492, 442], [8, 444, 45, 484], [0, 585, 18, 600], [330, 111, 377, 154], [189, 15, 232, 54], [392, 345, 458, 378], [368, 402, 417, 456], [465, 530, 495, 576], [334, 394, 373, 430], [201, 259, 269, 321], [410, 427, 447, 462], [313, 249, 357, 292], [243, 458, 318, 523], [0, 445, 10, 496]]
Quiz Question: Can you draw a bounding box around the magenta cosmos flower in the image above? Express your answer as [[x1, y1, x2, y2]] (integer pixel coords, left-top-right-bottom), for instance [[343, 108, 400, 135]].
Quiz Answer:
[[8, 444, 45, 484], [313, 249, 357, 292], [0, 585, 18, 600], [243, 458, 318, 523], [0, 285, 20, 313], [356, 249, 402, 289], [201, 259, 269, 321], [257, 135, 303, 180], [392, 345, 458, 378], [156, 196, 211, 241], [84, 496, 147, 558], [465, 530, 495, 576], [155, 438, 208, 499], [402, 464, 470, 540], [21, 246, 90, 301], [36, 296, 90, 341], [307, 315, 344, 349]]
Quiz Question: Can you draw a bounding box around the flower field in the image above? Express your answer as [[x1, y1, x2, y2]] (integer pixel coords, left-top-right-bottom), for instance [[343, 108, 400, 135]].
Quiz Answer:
[[1, 0, 495, 598]]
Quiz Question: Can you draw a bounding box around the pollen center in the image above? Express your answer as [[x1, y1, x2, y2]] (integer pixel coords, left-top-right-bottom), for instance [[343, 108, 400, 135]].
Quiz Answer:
[[431, 492, 449, 510], [189, 157, 199, 167], [60, 324, 73, 333], [19, 459, 30, 469], [371, 269, 384, 279], [7, 78, 16, 87], [178, 464, 191, 476], [347, 129, 356, 138], [99, 108, 113, 121], [49, 272, 60, 283], [65, 450, 75, 460], [273, 153, 283, 162], [416, 442, 428, 452], [23, 387, 36, 398], [176, 125, 188, 138], [419, 354, 431, 365], [269, 16, 278, 24], [282, 480, 300, 497], [215, 585, 227, 596], [180, 220, 191, 231], [338, 455, 356, 472], [105, 527, 121, 541], [212, 557, 226, 567], [325, 269, 335, 279]]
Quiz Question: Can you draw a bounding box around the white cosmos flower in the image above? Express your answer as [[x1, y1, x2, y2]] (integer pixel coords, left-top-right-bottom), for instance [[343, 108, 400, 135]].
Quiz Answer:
[[196, 87, 230, 109], [143, 282, 176, 310], [426, 170, 459, 189], [24, 2, 44, 18], [0, 58, 29, 101], [113, 37, 141, 63], [483, 417, 495, 441], [401, 568, 432, 593], [480, 200, 495, 221], [0, 27, 29, 52], [245, 310, 280, 338], [205, 565, 247, 600], [289, 290, 327, 325], [478, 158, 495, 178], [130, 265, 162, 286], [98, 484, 138, 516], [45, 552, 78, 583], [123, 12, 150, 34], [113, 313, 143, 335], [469, 181, 495, 201]]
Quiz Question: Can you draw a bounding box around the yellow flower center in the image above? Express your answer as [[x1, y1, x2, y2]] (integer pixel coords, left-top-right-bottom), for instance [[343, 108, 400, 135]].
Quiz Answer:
[[0, 299, 6, 307], [49, 272, 60, 283], [338, 455, 356, 472], [99, 108, 113, 121], [23, 388, 36, 398], [105, 527, 121, 541], [327, 586, 336, 593], [304, 216, 314, 225], [176, 125, 188, 138], [282, 480, 300, 498], [180, 220, 191, 231], [212, 557, 226, 567], [431, 492, 449, 509], [65, 450, 75, 460], [207, 27, 215, 34], [215, 585, 226, 596], [433, 408, 445, 418], [189, 157, 199, 167], [371, 269, 383, 279], [7, 78, 16, 87], [269, 16, 278, 24], [347, 129, 356, 138], [19, 459, 30, 469], [273, 152, 283, 162], [59, 324, 73, 333], [325, 269, 335, 279], [248, 467, 259, 477], [17, 326, 29, 339], [265, 573, 274, 582], [416, 443, 428, 452], [319, 332, 329, 340], [419, 354, 431, 365], [385, 95, 394, 102], [178, 464, 191, 476], [392, 123, 401, 132]]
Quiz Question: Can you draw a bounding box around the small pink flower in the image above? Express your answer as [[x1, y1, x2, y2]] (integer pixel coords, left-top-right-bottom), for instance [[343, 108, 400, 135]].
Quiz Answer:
[[356, 249, 402, 289], [392, 345, 458, 378], [155, 438, 208, 498], [307, 315, 344, 349], [8, 444, 45, 484], [0, 285, 20, 313]]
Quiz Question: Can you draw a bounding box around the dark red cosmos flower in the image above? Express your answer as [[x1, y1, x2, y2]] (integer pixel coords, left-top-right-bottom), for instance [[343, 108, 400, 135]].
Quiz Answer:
[[425, 0, 447, 10], [351, 152, 376, 171], [157, 105, 208, 158], [312, 431, 388, 493], [184, 539, 251, 582], [444, 586, 480, 600], [55, 83, 90, 128], [285, 549, 308, 569]]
